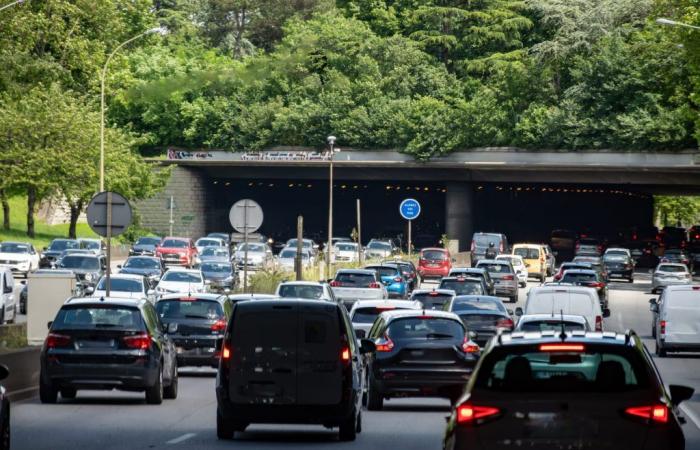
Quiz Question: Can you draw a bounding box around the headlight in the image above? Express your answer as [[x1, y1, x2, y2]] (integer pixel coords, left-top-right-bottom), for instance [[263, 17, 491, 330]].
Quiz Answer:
[[85, 273, 95, 281]]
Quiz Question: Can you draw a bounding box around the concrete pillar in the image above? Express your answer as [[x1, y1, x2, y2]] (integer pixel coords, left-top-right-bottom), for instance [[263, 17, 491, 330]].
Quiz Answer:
[[445, 182, 474, 252]]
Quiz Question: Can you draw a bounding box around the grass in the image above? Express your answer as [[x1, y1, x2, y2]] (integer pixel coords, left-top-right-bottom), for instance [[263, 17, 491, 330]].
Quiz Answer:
[[0, 196, 98, 248]]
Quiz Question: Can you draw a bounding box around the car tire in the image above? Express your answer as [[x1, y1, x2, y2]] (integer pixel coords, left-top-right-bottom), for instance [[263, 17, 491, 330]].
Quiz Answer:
[[655, 341, 667, 357], [39, 378, 58, 404], [145, 367, 163, 405], [60, 388, 77, 399], [356, 409, 362, 434], [0, 306, 5, 326], [216, 409, 235, 440], [366, 374, 383, 411], [652, 323, 656, 338], [629, 277, 634, 283], [164, 363, 178, 400], [338, 409, 358, 441]]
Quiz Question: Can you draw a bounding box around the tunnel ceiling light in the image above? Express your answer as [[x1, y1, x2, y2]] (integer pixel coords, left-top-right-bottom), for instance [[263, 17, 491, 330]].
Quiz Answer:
[[307, 184, 312, 188], [353, 185, 358, 189], [386, 186, 392, 190], [213, 181, 219, 184], [289, 183, 294, 187], [225, 182, 231, 186]]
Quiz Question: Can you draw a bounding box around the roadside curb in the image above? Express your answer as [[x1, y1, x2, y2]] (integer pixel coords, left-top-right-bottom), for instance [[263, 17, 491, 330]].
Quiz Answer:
[[0, 346, 40, 402]]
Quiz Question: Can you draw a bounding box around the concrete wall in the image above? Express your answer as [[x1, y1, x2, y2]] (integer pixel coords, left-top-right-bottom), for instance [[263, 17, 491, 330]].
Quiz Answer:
[[445, 182, 474, 252], [137, 166, 207, 238]]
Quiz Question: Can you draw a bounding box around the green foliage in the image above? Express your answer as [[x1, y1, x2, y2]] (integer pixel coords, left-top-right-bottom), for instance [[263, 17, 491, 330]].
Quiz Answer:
[[655, 196, 700, 226]]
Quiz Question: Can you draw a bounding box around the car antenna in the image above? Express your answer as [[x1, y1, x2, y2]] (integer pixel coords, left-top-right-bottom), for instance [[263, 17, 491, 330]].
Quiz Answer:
[[559, 309, 567, 341]]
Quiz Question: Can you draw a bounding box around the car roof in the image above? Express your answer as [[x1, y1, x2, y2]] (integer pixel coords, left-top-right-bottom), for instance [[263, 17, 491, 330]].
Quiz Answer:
[[476, 259, 511, 265], [163, 268, 201, 274], [421, 247, 446, 252], [335, 269, 376, 275], [162, 236, 190, 241], [278, 281, 325, 287], [513, 243, 542, 248], [156, 293, 226, 302], [411, 289, 456, 296], [561, 261, 592, 267], [64, 297, 148, 308], [365, 264, 399, 269], [379, 309, 462, 321], [561, 269, 597, 275], [99, 273, 144, 281], [441, 276, 482, 282], [518, 314, 588, 323], [657, 263, 687, 268], [605, 247, 629, 252], [529, 285, 597, 295], [492, 330, 634, 347], [234, 298, 341, 311], [226, 293, 278, 300], [450, 267, 486, 273]]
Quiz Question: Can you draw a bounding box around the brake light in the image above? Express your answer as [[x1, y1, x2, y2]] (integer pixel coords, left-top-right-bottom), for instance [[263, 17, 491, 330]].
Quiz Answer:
[[660, 320, 666, 335], [502, 275, 514, 281], [376, 305, 395, 311], [496, 318, 514, 329], [632, 233, 638, 240], [456, 404, 501, 424], [539, 343, 585, 352], [329, 280, 342, 287], [123, 333, 151, 350], [461, 336, 480, 353], [375, 335, 394, 352], [595, 315, 603, 331], [341, 346, 351, 363], [588, 282, 604, 288], [369, 282, 382, 289], [625, 405, 668, 424], [46, 333, 71, 349], [211, 319, 227, 332], [222, 343, 231, 360]]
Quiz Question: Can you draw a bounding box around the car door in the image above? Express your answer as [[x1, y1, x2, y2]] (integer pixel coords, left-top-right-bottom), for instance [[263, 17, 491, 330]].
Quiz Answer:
[[1, 272, 13, 321]]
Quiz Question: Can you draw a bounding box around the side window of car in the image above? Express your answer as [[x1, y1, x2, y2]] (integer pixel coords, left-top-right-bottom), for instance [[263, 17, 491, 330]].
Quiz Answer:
[[142, 305, 159, 334], [368, 317, 385, 339], [339, 308, 357, 353]]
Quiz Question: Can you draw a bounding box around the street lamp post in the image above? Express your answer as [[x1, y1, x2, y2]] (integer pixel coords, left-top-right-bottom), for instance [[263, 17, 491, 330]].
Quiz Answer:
[[326, 136, 339, 279], [100, 26, 167, 192], [0, 0, 25, 13], [656, 18, 700, 31]]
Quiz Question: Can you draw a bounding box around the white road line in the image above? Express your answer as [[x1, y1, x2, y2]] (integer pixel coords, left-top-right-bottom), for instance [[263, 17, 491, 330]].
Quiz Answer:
[[166, 433, 196, 445], [681, 405, 700, 430]]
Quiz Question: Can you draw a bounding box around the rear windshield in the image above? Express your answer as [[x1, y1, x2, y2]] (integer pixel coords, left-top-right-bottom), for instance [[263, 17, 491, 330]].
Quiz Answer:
[[278, 284, 324, 299], [421, 250, 447, 261], [411, 293, 453, 309], [136, 237, 161, 246], [124, 258, 160, 269], [474, 346, 651, 393], [561, 273, 597, 283], [368, 267, 399, 278], [96, 278, 142, 292], [387, 317, 464, 340], [514, 248, 539, 259], [161, 239, 188, 248], [658, 265, 687, 273], [335, 272, 375, 286], [201, 262, 232, 273], [477, 263, 513, 274], [53, 306, 144, 331], [336, 243, 357, 251], [352, 307, 398, 324], [473, 234, 501, 246], [518, 320, 587, 332], [439, 280, 484, 296], [156, 299, 223, 320], [162, 271, 202, 283], [59, 256, 100, 270], [451, 298, 504, 313]]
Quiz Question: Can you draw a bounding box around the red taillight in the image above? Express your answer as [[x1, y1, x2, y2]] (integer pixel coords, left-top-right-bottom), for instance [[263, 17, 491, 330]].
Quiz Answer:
[[369, 282, 382, 289], [46, 333, 71, 349], [222, 343, 231, 360], [461, 336, 480, 353], [499, 242, 504, 253], [595, 315, 603, 331], [329, 280, 342, 287], [588, 282, 604, 288], [341, 346, 351, 363], [625, 405, 668, 424], [660, 320, 666, 335], [502, 275, 514, 281], [539, 343, 585, 352], [632, 233, 638, 241], [375, 335, 394, 352], [496, 318, 514, 329], [393, 276, 403, 282], [211, 319, 227, 332], [123, 333, 151, 350], [429, 291, 439, 296], [456, 404, 501, 424]]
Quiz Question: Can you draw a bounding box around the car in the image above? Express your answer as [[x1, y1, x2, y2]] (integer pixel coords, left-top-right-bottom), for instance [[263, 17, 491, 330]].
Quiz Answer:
[[275, 281, 337, 302], [444, 330, 693, 450], [410, 289, 457, 310], [216, 299, 371, 441], [232, 242, 273, 270], [384, 259, 419, 292], [156, 237, 198, 268], [129, 236, 162, 256], [542, 244, 556, 275], [692, 252, 700, 275], [604, 247, 632, 258], [512, 244, 546, 281], [40, 239, 80, 268], [0, 364, 9, 449], [364, 309, 480, 409], [514, 313, 591, 332], [78, 238, 105, 256], [549, 229, 576, 254], [200, 261, 237, 292], [559, 269, 608, 309], [495, 254, 527, 287], [470, 232, 509, 266], [117, 256, 165, 286], [603, 252, 634, 282], [443, 295, 514, 347], [364, 239, 396, 260], [277, 247, 314, 271], [438, 276, 486, 297], [40, 297, 178, 404], [572, 255, 608, 280], [19, 279, 27, 314], [365, 264, 408, 299], [155, 268, 206, 296], [660, 226, 687, 249], [330, 269, 388, 308], [285, 238, 317, 256], [0, 268, 17, 324], [651, 285, 700, 356], [55, 254, 106, 290], [516, 285, 608, 331], [652, 263, 692, 294], [0, 241, 40, 276], [575, 236, 603, 256], [91, 274, 154, 301], [660, 249, 692, 271], [474, 260, 518, 303], [195, 237, 226, 255], [155, 293, 232, 367], [448, 267, 495, 296], [332, 242, 360, 263], [417, 247, 453, 279], [348, 299, 422, 338], [207, 232, 231, 247], [198, 247, 231, 264], [57, 249, 93, 260]]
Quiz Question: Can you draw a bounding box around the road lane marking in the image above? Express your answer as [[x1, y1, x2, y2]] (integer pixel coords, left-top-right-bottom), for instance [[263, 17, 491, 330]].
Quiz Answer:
[[166, 433, 196, 445], [681, 405, 700, 430]]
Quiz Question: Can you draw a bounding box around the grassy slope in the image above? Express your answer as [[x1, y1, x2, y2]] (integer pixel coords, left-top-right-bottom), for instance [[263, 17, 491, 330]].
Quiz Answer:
[[0, 196, 97, 248]]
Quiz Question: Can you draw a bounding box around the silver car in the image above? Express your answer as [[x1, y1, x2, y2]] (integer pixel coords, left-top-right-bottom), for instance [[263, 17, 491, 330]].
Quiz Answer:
[[330, 269, 388, 309], [652, 263, 692, 293], [364, 240, 395, 260], [348, 299, 422, 338], [475, 259, 519, 303], [233, 242, 273, 270]]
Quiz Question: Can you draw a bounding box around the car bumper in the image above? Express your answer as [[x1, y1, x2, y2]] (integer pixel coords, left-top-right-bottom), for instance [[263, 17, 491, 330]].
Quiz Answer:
[[652, 279, 691, 289], [607, 269, 633, 278], [494, 284, 518, 296], [373, 367, 473, 396], [386, 285, 407, 298], [418, 268, 449, 278], [42, 359, 158, 390]]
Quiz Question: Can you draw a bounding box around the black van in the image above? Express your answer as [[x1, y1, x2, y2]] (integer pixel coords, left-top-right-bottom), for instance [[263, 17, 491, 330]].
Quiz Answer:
[[215, 299, 374, 441]]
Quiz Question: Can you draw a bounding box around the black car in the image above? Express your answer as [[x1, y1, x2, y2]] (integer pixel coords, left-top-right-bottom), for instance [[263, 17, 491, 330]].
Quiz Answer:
[[384, 259, 420, 292], [448, 268, 495, 295], [439, 276, 486, 296], [560, 269, 609, 309], [118, 256, 165, 287], [443, 295, 513, 347], [216, 299, 371, 441], [200, 261, 237, 292], [156, 294, 232, 368], [364, 309, 480, 409], [129, 236, 162, 256], [603, 253, 635, 282], [443, 331, 693, 450], [55, 254, 106, 289], [0, 364, 8, 450], [40, 298, 178, 404], [40, 239, 80, 268]]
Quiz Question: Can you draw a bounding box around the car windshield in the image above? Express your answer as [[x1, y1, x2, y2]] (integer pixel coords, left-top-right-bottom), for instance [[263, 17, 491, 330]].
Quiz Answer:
[[197, 239, 220, 247], [0, 243, 30, 253], [387, 317, 464, 340], [336, 243, 357, 251], [278, 284, 324, 299], [59, 256, 100, 270], [238, 243, 265, 252], [477, 263, 513, 274], [161, 239, 188, 248], [658, 265, 687, 273], [124, 258, 160, 269], [335, 272, 375, 287], [439, 280, 484, 295], [368, 242, 391, 250], [421, 250, 447, 260], [474, 346, 650, 393], [81, 241, 101, 250], [96, 278, 142, 293], [514, 248, 539, 259], [451, 298, 504, 312], [162, 272, 202, 283], [201, 262, 232, 273], [156, 299, 223, 320], [287, 239, 312, 248], [52, 306, 144, 331], [201, 247, 228, 257], [136, 237, 161, 246], [368, 267, 399, 278], [561, 272, 597, 283], [49, 240, 79, 251], [280, 249, 309, 259], [518, 320, 586, 332]]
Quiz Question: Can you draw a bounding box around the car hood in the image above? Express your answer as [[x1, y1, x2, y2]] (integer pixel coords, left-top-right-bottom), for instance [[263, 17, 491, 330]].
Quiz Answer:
[[200, 257, 229, 263], [157, 247, 187, 254], [0, 252, 30, 261]]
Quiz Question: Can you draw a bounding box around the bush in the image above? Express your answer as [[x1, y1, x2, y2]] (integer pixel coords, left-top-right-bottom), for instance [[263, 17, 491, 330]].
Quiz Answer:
[[246, 268, 291, 294]]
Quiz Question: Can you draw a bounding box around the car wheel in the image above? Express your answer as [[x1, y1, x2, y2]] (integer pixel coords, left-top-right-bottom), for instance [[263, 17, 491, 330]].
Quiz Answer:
[[60, 388, 77, 399], [629, 277, 634, 283], [145, 367, 163, 405], [655, 341, 667, 357], [216, 409, 235, 440], [366, 373, 383, 411], [0, 306, 5, 326], [164, 362, 178, 400], [338, 408, 358, 441], [356, 409, 362, 433], [652, 324, 656, 338], [39, 378, 58, 404]]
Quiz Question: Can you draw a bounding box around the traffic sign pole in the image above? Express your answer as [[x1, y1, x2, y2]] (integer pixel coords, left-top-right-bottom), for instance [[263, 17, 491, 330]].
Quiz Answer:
[[408, 219, 412, 259], [399, 198, 421, 258], [229, 199, 264, 293], [106, 192, 112, 297]]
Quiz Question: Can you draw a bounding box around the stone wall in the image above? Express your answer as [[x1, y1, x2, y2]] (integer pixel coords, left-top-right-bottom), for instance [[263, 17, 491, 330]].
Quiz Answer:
[[136, 166, 207, 238]]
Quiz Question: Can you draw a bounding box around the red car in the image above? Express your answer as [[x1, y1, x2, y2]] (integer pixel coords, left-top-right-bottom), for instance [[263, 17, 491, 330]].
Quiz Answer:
[[155, 237, 197, 267], [418, 248, 452, 279]]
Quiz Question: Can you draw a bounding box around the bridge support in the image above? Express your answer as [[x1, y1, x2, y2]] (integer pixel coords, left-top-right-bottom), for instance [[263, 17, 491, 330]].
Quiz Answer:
[[445, 182, 474, 252]]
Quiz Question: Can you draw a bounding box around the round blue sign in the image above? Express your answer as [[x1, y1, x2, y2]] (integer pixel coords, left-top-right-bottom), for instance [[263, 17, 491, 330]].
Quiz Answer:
[[399, 198, 421, 220]]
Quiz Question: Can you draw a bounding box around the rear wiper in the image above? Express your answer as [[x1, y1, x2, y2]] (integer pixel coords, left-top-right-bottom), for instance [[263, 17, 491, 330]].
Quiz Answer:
[[184, 314, 209, 319], [425, 333, 454, 339], [94, 323, 118, 327]]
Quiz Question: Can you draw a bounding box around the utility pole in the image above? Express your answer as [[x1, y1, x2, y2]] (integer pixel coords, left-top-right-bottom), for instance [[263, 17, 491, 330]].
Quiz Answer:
[[295, 215, 303, 281], [357, 199, 363, 265]]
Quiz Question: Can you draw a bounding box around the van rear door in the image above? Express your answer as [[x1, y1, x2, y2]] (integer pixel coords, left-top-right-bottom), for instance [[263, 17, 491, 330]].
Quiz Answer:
[[664, 290, 700, 345], [296, 302, 343, 405], [229, 302, 298, 405]]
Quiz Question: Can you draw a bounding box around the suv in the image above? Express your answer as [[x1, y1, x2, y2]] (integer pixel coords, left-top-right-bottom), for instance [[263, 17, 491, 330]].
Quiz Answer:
[[470, 233, 508, 267], [155, 237, 198, 268], [443, 331, 693, 450], [216, 299, 373, 441], [475, 260, 518, 303], [40, 297, 178, 404]]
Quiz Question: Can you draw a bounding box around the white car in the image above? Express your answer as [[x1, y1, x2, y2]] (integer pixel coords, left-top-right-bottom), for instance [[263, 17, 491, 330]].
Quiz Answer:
[[233, 242, 273, 269], [92, 273, 154, 301], [155, 268, 206, 296], [349, 299, 422, 338], [330, 269, 388, 309], [514, 314, 591, 332], [333, 242, 360, 263], [277, 247, 314, 271], [604, 247, 632, 258], [0, 268, 18, 324], [496, 254, 528, 287], [275, 281, 336, 302], [652, 285, 700, 356], [0, 241, 40, 277], [652, 263, 692, 293], [516, 286, 608, 331], [195, 237, 226, 255]]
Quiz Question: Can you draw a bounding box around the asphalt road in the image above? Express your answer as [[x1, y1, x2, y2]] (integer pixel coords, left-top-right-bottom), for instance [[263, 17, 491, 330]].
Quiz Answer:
[[12, 272, 700, 450]]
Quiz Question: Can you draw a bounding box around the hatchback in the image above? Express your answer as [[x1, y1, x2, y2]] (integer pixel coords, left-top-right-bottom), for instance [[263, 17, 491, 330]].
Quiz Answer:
[[474, 260, 518, 303], [418, 248, 452, 279], [443, 295, 514, 347], [365, 264, 408, 299], [410, 289, 457, 310], [652, 263, 692, 293], [439, 277, 486, 297]]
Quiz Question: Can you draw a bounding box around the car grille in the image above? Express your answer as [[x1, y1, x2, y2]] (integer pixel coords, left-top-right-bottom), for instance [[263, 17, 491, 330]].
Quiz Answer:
[[0, 260, 19, 265]]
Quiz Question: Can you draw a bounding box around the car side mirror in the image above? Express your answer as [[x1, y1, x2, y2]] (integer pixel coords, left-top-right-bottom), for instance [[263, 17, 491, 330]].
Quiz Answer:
[[507, 309, 514, 315], [167, 323, 178, 334], [85, 286, 94, 295], [603, 308, 611, 318], [117, 265, 122, 269], [514, 307, 523, 316], [359, 339, 376, 354], [650, 303, 659, 313], [47, 321, 53, 330], [649, 298, 657, 304], [0, 364, 8, 381], [355, 329, 366, 339], [670, 384, 694, 406]]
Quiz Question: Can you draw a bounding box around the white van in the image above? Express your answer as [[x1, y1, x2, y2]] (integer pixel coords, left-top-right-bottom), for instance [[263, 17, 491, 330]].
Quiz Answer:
[[0, 268, 18, 324], [516, 286, 608, 331], [651, 285, 700, 357]]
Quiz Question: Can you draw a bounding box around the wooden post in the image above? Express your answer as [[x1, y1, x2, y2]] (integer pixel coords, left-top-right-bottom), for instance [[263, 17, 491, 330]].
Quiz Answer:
[[295, 215, 303, 281], [357, 199, 363, 265]]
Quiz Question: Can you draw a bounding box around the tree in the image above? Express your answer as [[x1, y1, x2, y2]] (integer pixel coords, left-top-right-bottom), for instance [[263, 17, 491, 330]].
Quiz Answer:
[[655, 196, 700, 227]]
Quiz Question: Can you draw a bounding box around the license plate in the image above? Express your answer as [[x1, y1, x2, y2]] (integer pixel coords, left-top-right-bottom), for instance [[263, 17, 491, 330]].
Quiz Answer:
[[78, 340, 114, 348]]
